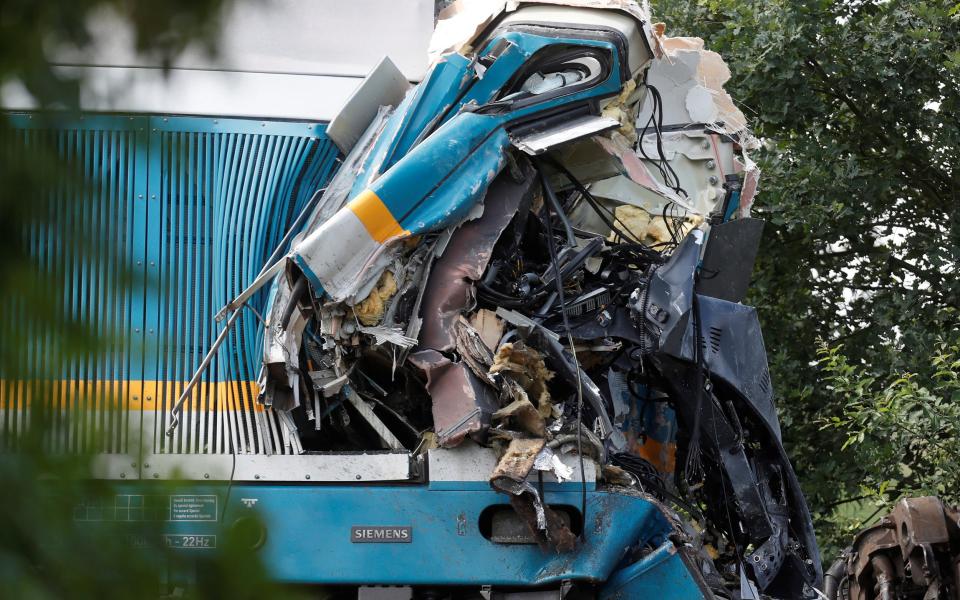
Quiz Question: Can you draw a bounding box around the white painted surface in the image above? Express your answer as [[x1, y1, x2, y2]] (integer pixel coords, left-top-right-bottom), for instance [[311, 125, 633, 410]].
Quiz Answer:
[[3, 0, 435, 121], [326, 57, 411, 153], [3, 66, 365, 121]]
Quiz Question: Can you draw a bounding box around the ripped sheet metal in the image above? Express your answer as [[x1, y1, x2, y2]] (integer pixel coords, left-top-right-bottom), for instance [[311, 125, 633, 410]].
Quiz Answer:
[[277, 4, 637, 305], [408, 349, 499, 447], [582, 28, 763, 226], [222, 3, 821, 594], [641, 35, 752, 139], [254, 1, 643, 427], [418, 164, 535, 351], [489, 438, 578, 552], [347, 53, 477, 194]]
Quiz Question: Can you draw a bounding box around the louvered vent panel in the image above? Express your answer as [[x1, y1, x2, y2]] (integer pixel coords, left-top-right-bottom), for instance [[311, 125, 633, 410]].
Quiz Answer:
[[1, 119, 143, 455], [1, 115, 340, 463]]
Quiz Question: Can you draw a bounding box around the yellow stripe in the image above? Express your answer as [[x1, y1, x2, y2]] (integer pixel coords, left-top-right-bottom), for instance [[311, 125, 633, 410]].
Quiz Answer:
[[347, 189, 409, 243], [0, 380, 265, 413]]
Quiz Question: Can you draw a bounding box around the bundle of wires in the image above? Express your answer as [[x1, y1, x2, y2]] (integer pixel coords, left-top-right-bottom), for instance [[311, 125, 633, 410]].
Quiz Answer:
[[534, 158, 589, 527], [545, 156, 646, 244], [637, 81, 688, 200]]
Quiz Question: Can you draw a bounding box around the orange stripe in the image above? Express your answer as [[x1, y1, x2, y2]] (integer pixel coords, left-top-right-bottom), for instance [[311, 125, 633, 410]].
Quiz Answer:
[[634, 436, 677, 474], [0, 380, 265, 413], [347, 189, 409, 243]]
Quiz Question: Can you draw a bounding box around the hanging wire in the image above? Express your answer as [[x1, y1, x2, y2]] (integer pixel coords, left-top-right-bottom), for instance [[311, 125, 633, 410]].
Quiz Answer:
[[535, 158, 588, 527], [637, 81, 689, 199]]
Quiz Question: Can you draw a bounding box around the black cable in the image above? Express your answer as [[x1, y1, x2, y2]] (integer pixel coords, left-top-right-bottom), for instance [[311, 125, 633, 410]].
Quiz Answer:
[[477, 282, 527, 306], [534, 159, 588, 529], [540, 170, 577, 247], [544, 156, 646, 243], [660, 200, 692, 252], [477, 234, 605, 309], [611, 453, 709, 523], [649, 85, 687, 197], [684, 290, 706, 483], [530, 237, 604, 296], [637, 90, 676, 189], [220, 449, 237, 524], [580, 190, 634, 242], [280, 276, 308, 329], [661, 201, 681, 248], [638, 83, 689, 199], [638, 89, 676, 190]]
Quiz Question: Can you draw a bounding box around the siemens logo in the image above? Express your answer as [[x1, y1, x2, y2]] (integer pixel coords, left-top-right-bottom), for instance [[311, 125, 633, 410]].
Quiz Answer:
[[350, 526, 412, 543]]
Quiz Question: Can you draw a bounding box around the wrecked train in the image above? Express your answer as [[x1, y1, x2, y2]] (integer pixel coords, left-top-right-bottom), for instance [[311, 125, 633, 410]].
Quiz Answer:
[[6, 0, 824, 598], [196, 1, 822, 596]]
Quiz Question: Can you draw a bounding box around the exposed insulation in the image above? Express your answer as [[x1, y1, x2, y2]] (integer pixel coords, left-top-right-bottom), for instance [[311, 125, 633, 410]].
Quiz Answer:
[[607, 204, 651, 243], [353, 270, 398, 326], [601, 79, 638, 140], [490, 437, 545, 489], [645, 212, 704, 245], [608, 204, 704, 246], [489, 342, 553, 413]]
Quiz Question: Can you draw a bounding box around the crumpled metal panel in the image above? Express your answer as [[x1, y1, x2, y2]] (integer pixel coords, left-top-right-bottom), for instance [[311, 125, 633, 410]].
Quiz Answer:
[[640, 227, 821, 592], [408, 349, 498, 447], [207, 4, 825, 596], [679, 297, 780, 439], [644, 231, 779, 439], [288, 115, 512, 303], [418, 167, 535, 351]]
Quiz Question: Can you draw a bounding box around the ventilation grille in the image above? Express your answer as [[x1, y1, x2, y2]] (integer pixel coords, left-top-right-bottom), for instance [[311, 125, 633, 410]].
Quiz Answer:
[[708, 326, 723, 354], [1, 115, 340, 461], [759, 367, 772, 394]]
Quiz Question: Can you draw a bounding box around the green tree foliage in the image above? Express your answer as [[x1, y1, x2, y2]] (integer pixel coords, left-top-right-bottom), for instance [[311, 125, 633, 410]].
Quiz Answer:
[[652, 0, 959, 556], [817, 340, 960, 544]]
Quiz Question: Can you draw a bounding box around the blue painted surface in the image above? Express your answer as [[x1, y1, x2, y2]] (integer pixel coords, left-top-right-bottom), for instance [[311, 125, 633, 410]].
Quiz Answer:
[[372, 113, 512, 232], [246, 486, 668, 585], [600, 541, 708, 599], [6, 116, 147, 384], [722, 189, 741, 222], [9, 114, 341, 383], [378, 53, 476, 174], [336, 32, 629, 250], [93, 481, 699, 590], [452, 33, 623, 114]]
